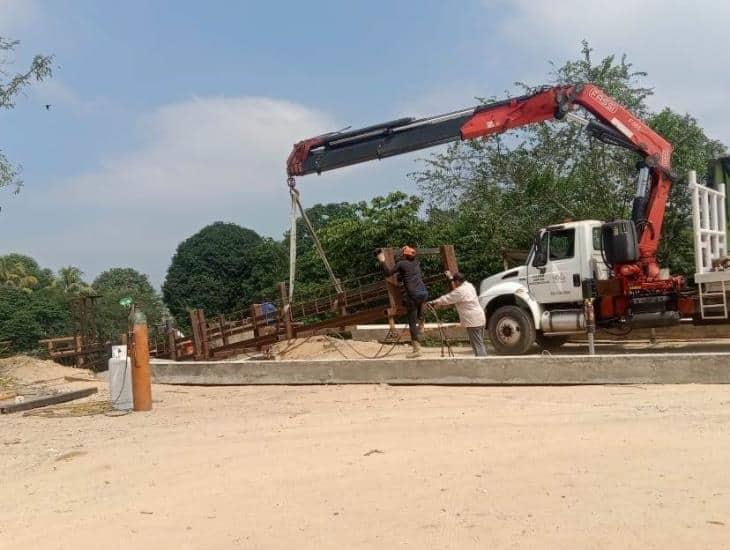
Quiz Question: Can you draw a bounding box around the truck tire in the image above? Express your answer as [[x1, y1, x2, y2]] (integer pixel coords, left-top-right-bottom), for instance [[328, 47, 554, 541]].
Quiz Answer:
[[487, 305, 536, 355], [535, 333, 568, 351]]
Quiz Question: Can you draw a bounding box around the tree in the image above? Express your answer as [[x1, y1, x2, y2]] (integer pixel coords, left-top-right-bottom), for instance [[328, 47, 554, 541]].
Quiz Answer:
[[414, 41, 726, 280], [241, 238, 288, 302], [162, 222, 263, 326], [647, 109, 725, 275], [0, 253, 53, 287], [0, 286, 73, 349], [0, 257, 39, 293], [93, 268, 164, 341], [53, 266, 90, 294], [1, 37, 53, 194], [286, 192, 438, 300]]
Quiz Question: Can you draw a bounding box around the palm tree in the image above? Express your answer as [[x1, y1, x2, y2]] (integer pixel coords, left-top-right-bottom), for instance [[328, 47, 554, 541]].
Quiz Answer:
[[0, 260, 38, 294], [54, 266, 89, 294]]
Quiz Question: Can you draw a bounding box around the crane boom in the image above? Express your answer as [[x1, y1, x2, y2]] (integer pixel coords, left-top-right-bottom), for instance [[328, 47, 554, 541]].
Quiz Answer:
[[286, 83, 674, 283]]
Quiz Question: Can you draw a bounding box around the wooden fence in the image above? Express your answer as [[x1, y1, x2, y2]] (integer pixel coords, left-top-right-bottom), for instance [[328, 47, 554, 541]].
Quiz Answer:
[[152, 245, 459, 361]]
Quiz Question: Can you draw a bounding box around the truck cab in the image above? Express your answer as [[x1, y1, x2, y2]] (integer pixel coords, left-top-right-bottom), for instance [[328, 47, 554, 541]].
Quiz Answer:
[[478, 220, 607, 354]]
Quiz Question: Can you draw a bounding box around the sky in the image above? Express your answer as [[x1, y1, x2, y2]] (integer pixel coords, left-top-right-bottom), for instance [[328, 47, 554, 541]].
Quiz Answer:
[[1, 0, 728, 287]]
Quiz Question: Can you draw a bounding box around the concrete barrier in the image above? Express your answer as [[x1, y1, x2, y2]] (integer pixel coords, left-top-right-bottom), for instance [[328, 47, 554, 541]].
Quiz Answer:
[[151, 353, 730, 386]]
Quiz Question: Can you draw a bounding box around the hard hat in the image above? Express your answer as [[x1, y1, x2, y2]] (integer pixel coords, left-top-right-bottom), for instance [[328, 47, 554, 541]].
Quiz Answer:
[[401, 246, 416, 257]]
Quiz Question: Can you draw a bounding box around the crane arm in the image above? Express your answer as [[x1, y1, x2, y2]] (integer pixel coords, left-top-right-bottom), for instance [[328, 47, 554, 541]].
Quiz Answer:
[[286, 83, 674, 280], [287, 84, 671, 177]]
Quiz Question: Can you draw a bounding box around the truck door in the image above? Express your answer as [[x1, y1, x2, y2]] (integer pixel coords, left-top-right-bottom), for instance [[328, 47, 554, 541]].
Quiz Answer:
[[527, 227, 585, 304]]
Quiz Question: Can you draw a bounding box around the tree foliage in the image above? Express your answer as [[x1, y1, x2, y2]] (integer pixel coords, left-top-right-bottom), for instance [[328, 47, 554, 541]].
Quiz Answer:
[[53, 266, 91, 294], [162, 222, 264, 326], [1, 36, 53, 194], [293, 192, 431, 289], [0, 253, 163, 351], [93, 268, 164, 340], [0, 284, 73, 350]]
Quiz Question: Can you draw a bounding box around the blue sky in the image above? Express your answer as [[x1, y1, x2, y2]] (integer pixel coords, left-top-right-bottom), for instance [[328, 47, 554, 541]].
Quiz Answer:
[[2, 0, 728, 287]]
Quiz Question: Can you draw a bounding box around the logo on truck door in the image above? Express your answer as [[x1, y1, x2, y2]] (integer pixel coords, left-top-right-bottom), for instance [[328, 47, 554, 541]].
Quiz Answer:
[[530, 272, 566, 285]]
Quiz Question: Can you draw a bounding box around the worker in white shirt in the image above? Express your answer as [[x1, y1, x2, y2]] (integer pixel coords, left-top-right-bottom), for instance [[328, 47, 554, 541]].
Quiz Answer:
[[428, 272, 487, 357]]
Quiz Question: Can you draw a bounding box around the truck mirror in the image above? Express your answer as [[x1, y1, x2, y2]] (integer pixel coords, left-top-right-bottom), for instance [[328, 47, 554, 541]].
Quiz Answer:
[[532, 230, 548, 267]]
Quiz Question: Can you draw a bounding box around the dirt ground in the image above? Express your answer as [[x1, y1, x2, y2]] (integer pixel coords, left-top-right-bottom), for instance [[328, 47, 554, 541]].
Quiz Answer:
[[261, 334, 730, 361], [3, 354, 730, 549], [267, 335, 473, 360]]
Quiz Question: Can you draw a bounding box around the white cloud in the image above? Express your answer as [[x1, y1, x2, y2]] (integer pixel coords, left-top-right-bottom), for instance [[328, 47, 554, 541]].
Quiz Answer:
[[483, 0, 730, 145], [0, 0, 40, 35], [64, 96, 336, 204], [3, 93, 421, 286], [13, 95, 351, 286]]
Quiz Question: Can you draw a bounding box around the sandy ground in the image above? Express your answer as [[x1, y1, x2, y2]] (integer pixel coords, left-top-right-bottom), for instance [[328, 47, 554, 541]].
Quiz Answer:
[[258, 335, 730, 361], [267, 335, 473, 360], [3, 354, 730, 549]]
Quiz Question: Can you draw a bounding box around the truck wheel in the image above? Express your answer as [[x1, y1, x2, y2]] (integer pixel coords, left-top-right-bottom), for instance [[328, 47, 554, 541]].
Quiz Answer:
[[487, 305, 536, 355], [535, 334, 568, 351]]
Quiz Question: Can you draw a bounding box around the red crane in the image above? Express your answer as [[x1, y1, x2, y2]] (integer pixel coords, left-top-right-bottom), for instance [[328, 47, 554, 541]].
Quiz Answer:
[[287, 83, 677, 292]]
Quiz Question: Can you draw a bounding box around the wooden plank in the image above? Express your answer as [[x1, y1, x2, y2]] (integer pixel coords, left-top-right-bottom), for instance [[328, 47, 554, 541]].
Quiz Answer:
[[190, 309, 204, 360], [440, 244, 459, 290], [39, 336, 76, 344], [47, 344, 106, 359], [167, 329, 178, 361], [0, 390, 16, 401], [1, 387, 98, 414], [279, 282, 295, 340], [198, 309, 210, 359], [382, 248, 403, 327], [218, 315, 229, 346]]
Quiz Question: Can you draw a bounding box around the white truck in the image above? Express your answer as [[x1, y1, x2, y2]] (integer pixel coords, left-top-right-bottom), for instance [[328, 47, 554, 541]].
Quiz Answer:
[[478, 169, 729, 354]]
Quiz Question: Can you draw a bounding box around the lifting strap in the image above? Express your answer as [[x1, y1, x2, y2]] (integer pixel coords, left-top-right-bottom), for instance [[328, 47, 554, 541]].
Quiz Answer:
[[288, 185, 298, 303], [287, 177, 343, 302]]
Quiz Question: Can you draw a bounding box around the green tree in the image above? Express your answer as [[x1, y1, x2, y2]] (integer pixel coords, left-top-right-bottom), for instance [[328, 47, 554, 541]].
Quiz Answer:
[[288, 192, 436, 299], [1, 37, 53, 194], [0, 253, 53, 288], [93, 268, 164, 341], [0, 257, 39, 293], [241, 238, 288, 302], [53, 265, 90, 294], [162, 222, 263, 326], [0, 286, 72, 349], [648, 109, 725, 275]]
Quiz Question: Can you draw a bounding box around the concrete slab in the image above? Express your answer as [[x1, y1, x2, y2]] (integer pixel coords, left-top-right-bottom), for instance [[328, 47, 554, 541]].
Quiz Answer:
[[151, 352, 730, 386]]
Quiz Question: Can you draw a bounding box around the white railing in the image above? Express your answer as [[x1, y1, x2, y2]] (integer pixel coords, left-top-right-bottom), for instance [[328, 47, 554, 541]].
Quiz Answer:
[[691, 170, 727, 274]]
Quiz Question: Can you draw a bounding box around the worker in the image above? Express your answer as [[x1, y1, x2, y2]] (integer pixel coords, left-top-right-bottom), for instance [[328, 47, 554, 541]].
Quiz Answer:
[[428, 272, 487, 357], [377, 246, 428, 358], [260, 301, 278, 326]]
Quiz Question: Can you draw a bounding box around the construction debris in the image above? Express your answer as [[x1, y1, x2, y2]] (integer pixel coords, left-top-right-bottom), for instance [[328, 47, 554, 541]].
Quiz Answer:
[[1, 387, 98, 414], [269, 335, 402, 360], [23, 400, 113, 418]]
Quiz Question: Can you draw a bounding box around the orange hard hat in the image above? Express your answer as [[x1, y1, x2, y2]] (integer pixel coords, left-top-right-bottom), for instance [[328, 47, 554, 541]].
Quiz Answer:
[[401, 246, 416, 257]]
